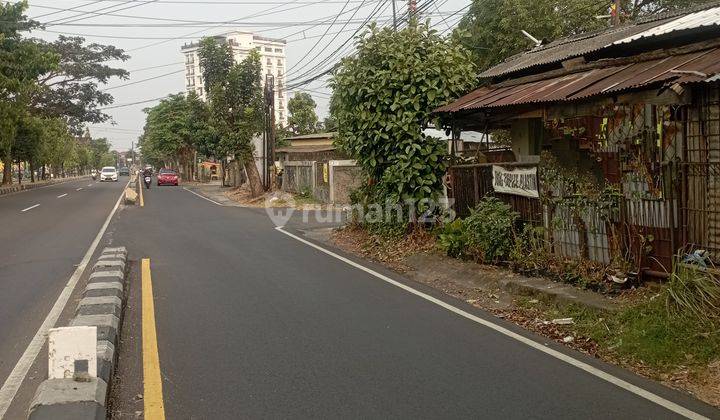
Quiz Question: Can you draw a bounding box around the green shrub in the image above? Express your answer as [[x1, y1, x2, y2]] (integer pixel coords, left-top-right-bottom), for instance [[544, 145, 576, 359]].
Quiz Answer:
[[437, 219, 466, 258], [463, 197, 518, 263]]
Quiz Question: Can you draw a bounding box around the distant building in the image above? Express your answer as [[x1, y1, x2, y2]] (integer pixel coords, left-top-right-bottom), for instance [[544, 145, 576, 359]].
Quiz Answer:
[[181, 31, 288, 126]]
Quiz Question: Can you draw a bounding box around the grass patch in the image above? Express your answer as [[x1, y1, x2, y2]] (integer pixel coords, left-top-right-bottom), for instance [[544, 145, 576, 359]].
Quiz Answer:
[[544, 294, 720, 372]]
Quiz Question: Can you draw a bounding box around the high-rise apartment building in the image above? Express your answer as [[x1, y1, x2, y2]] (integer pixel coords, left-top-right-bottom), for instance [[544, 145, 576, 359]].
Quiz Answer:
[[181, 31, 288, 126]]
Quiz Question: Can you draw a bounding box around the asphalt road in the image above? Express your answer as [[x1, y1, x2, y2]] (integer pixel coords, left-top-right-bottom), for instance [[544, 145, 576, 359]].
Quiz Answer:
[[108, 184, 720, 419], [0, 177, 128, 419]]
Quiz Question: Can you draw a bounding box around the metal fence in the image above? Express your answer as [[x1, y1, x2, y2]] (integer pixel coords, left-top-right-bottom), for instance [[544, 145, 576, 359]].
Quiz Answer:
[[447, 163, 543, 225]]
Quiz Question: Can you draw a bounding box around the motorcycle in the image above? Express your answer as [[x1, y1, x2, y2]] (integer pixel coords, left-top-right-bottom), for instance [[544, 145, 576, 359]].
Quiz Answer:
[[143, 174, 151, 189]]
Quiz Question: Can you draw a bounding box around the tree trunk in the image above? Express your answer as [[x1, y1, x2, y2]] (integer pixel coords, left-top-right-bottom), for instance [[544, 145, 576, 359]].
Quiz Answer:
[[29, 160, 35, 183], [41, 165, 46, 180], [244, 158, 263, 197], [220, 160, 226, 187], [17, 160, 22, 185]]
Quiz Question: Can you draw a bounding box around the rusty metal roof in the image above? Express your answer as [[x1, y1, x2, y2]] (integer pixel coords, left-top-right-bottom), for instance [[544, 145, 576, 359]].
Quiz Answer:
[[436, 47, 720, 113], [479, 2, 720, 79]]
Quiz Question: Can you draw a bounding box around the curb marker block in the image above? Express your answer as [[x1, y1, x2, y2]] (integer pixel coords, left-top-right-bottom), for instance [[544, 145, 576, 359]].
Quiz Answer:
[[48, 326, 97, 380], [28, 378, 106, 420]]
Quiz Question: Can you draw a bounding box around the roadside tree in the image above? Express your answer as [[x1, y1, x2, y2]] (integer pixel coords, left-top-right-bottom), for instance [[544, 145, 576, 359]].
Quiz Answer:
[[286, 92, 319, 135], [331, 22, 475, 217], [199, 37, 265, 196]]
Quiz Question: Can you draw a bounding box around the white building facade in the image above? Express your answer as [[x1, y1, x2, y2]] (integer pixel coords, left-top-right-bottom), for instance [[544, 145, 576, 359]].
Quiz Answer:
[[181, 31, 288, 126]]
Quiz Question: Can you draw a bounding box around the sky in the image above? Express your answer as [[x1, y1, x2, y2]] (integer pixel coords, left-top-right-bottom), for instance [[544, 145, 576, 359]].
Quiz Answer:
[[22, 0, 471, 151]]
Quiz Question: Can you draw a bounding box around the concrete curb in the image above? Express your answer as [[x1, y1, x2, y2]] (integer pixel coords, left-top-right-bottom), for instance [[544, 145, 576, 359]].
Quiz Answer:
[[0, 176, 89, 197], [28, 246, 128, 420]]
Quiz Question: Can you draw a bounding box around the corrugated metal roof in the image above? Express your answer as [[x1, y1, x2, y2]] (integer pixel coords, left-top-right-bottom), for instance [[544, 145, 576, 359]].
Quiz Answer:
[[436, 47, 720, 113], [615, 6, 720, 44], [479, 2, 720, 79], [286, 132, 336, 140], [276, 145, 337, 153]]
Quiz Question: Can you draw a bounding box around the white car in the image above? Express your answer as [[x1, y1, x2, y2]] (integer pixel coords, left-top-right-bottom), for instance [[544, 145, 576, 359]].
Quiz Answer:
[[100, 166, 118, 182]]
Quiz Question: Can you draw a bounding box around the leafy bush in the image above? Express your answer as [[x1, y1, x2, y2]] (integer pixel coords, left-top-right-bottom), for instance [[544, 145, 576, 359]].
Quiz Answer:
[[464, 197, 518, 263], [439, 197, 517, 263], [437, 219, 466, 258]]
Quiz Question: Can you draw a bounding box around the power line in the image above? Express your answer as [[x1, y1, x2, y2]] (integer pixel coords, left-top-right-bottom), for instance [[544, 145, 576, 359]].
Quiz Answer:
[[286, 0, 358, 74], [127, 62, 185, 72], [29, 1, 379, 26], [126, 0, 308, 52], [102, 69, 185, 91], [286, 0, 389, 83], [40, 25, 367, 42], [64, 0, 367, 3], [43, 15, 453, 27], [98, 95, 170, 110], [43, 0, 159, 25], [30, 0, 107, 20]]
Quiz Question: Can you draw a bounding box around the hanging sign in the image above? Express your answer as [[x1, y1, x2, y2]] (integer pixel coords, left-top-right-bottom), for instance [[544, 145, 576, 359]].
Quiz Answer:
[[492, 165, 539, 198]]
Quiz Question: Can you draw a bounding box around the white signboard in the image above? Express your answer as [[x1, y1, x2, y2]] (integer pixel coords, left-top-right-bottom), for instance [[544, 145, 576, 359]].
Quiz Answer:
[[492, 165, 539, 198]]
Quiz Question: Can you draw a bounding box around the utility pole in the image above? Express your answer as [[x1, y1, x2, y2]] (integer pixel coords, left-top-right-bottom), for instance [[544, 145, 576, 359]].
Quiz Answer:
[[264, 74, 276, 190], [611, 0, 621, 26], [392, 0, 397, 31]]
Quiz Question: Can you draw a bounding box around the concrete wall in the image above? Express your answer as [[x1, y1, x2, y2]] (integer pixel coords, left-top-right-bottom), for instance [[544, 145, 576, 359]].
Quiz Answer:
[[280, 159, 362, 204], [329, 160, 362, 204]]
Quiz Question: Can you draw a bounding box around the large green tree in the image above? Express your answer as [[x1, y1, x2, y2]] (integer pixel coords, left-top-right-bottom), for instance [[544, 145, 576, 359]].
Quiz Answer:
[[199, 37, 265, 196], [0, 1, 57, 184], [140, 92, 212, 179], [31, 35, 129, 134], [286, 92, 319, 135], [331, 23, 475, 214], [457, 0, 698, 71]]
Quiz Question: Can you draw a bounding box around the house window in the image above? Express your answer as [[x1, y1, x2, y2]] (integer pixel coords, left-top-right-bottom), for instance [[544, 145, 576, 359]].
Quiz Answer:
[[274, 48, 283, 53], [187, 66, 194, 75], [276, 59, 282, 66], [266, 57, 272, 65], [198, 87, 204, 96], [185, 54, 194, 64], [264, 47, 272, 52], [187, 77, 194, 86], [277, 69, 283, 77]]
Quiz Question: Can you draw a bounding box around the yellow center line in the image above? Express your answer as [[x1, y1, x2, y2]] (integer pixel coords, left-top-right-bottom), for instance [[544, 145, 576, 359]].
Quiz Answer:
[[138, 179, 144, 207], [142, 258, 166, 420]]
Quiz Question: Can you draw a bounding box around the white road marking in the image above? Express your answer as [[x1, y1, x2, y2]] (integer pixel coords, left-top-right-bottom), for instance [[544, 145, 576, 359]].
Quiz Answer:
[[274, 226, 708, 420], [57, 194, 67, 198], [0, 181, 130, 419], [21, 204, 39, 212], [76, 187, 83, 191], [87, 184, 92, 187], [183, 187, 222, 206]]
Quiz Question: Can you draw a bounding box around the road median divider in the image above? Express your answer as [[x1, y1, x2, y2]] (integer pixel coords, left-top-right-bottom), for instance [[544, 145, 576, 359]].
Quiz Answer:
[[28, 246, 128, 420]]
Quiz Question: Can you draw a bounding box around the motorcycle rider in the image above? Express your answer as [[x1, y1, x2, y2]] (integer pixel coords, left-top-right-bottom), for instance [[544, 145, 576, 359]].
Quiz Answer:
[[142, 167, 152, 189]]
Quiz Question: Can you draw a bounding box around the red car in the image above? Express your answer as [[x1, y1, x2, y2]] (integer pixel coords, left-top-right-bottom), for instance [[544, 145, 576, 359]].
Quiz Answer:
[[157, 169, 179, 186]]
